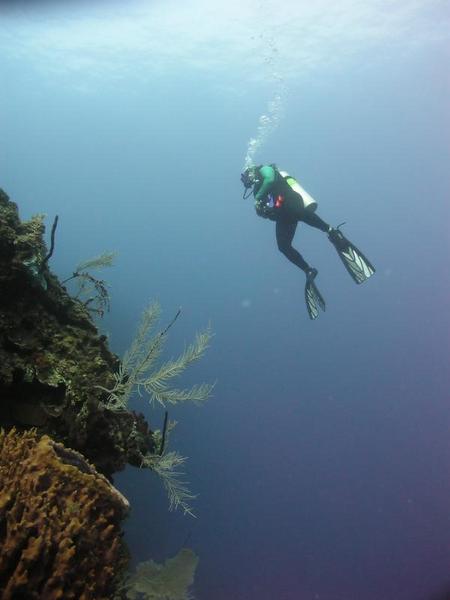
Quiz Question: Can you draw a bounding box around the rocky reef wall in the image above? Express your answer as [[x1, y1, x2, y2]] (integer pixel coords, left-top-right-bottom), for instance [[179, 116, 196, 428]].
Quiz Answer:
[[0, 189, 154, 477]]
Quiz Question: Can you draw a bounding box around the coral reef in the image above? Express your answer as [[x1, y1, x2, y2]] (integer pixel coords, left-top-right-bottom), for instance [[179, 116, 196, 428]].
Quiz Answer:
[[99, 301, 213, 515], [124, 548, 199, 600], [0, 428, 129, 599], [100, 302, 213, 411], [0, 187, 210, 598], [0, 189, 155, 476]]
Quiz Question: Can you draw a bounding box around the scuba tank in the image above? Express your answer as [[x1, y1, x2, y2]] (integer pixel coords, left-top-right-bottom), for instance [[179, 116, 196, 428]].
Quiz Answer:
[[277, 170, 318, 211]]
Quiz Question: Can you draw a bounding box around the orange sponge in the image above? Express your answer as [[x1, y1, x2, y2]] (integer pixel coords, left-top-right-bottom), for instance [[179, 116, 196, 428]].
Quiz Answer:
[[0, 428, 129, 600]]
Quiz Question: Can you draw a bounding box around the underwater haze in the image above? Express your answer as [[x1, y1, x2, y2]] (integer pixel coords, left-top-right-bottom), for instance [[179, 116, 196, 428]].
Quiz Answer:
[[1, 0, 449, 598]]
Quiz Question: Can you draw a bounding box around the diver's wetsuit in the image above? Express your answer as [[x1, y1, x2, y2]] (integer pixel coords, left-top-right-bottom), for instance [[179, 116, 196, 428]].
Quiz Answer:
[[253, 165, 330, 272]]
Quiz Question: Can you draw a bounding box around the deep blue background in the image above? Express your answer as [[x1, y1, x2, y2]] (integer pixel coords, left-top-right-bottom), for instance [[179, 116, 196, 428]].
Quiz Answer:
[[1, 1, 449, 598]]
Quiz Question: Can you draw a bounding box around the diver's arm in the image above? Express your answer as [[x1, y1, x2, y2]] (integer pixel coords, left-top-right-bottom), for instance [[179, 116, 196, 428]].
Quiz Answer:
[[254, 165, 276, 203]]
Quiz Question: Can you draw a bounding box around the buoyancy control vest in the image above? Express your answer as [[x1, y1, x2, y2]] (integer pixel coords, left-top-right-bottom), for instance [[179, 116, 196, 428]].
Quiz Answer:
[[255, 165, 318, 219]]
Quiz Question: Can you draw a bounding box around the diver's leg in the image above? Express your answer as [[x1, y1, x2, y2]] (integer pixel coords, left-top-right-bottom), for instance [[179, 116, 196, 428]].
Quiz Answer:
[[276, 219, 325, 317], [276, 220, 311, 272], [301, 210, 331, 233]]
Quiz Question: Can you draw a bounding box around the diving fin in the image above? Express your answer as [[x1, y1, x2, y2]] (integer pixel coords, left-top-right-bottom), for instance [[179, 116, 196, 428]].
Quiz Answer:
[[305, 268, 326, 320], [328, 225, 375, 284]]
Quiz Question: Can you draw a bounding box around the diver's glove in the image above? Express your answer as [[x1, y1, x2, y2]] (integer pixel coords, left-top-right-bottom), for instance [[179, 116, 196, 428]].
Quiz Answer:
[[255, 200, 270, 218]]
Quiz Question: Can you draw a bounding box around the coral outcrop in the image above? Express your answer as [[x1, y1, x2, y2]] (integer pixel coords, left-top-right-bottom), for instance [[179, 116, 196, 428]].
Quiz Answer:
[[0, 189, 154, 476], [0, 187, 204, 598], [0, 428, 129, 599], [124, 548, 199, 599]]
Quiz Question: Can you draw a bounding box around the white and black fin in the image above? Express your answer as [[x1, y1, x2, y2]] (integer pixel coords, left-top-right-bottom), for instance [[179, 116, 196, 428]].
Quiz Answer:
[[329, 228, 375, 284], [305, 270, 326, 320]]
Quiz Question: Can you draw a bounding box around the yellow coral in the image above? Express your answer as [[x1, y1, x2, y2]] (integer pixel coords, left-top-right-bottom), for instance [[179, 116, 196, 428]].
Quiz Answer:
[[0, 429, 129, 600], [125, 548, 199, 600]]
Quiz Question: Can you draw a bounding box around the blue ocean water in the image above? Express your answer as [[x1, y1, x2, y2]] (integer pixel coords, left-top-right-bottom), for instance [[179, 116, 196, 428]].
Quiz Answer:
[[1, 1, 449, 598]]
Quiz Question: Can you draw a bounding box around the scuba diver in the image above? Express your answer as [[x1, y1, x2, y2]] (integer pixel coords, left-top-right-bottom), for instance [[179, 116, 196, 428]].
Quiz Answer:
[[240, 164, 375, 319]]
